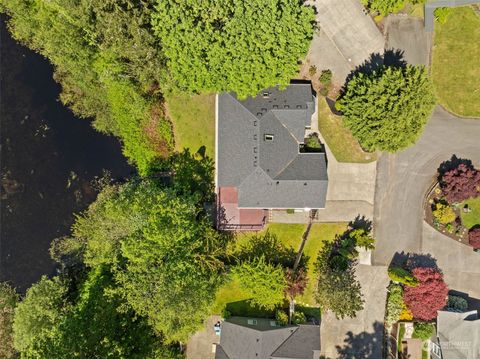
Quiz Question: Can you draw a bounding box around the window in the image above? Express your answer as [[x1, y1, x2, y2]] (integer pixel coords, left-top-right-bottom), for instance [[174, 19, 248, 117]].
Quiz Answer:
[[270, 321, 277, 327], [247, 319, 258, 325], [264, 134, 274, 141]]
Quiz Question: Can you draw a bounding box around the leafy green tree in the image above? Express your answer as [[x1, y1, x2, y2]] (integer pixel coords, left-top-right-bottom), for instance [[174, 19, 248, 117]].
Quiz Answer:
[[336, 65, 436, 152], [361, 0, 406, 16], [314, 243, 364, 319], [11, 271, 181, 358], [232, 256, 286, 310], [1, 0, 172, 172], [0, 282, 19, 359], [151, 0, 315, 98], [13, 276, 69, 357], [114, 187, 227, 343]]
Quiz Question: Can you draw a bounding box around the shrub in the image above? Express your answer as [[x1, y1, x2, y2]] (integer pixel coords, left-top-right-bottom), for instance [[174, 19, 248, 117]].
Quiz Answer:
[[444, 295, 468, 313], [319, 69, 332, 86], [319, 87, 329, 97], [399, 303, 413, 321], [385, 283, 404, 325], [434, 7, 452, 24], [309, 65, 317, 77], [304, 134, 322, 151], [403, 268, 448, 321], [439, 163, 480, 203], [432, 203, 456, 225], [292, 311, 307, 325], [222, 309, 231, 319], [388, 267, 418, 287], [469, 228, 480, 249], [284, 268, 308, 300], [336, 65, 435, 152], [276, 310, 289, 326], [412, 322, 435, 341], [361, 0, 406, 16]]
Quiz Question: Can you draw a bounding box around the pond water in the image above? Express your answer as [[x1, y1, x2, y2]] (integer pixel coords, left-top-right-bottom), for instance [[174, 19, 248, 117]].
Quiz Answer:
[[0, 15, 134, 292]]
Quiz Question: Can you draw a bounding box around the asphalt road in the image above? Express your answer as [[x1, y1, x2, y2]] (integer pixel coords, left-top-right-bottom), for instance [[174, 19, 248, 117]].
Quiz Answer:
[[373, 106, 480, 266]]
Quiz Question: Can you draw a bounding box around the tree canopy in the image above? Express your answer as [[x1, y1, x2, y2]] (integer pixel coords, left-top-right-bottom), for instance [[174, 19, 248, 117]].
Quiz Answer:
[[1, 0, 172, 173], [0, 282, 18, 359], [232, 256, 286, 310], [336, 65, 436, 152], [151, 0, 315, 98]]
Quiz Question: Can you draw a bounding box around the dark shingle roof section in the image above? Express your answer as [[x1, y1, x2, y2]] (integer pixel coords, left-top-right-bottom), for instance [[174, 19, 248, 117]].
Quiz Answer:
[[215, 317, 320, 359], [217, 83, 328, 209]]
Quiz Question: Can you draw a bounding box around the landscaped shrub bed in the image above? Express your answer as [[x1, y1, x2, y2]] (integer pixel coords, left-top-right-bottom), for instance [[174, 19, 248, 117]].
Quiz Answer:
[[424, 158, 480, 248]]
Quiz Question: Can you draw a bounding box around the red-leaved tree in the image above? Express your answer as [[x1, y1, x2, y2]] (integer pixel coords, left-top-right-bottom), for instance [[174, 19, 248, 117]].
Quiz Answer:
[[284, 268, 308, 300], [469, 228, 480, 249], [403, 267, 448, 321], [440, 163, 480, 203]]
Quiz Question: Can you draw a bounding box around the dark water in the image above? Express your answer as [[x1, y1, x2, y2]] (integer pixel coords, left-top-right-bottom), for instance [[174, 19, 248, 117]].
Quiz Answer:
[[0, 16, 133, 292]]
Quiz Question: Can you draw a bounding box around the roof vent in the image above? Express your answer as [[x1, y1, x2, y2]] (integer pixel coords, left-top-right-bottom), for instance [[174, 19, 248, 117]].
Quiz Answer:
[[262, 92, 270, 98], [257, 112, 263, 117], [264, 134, 274, 141], [284, 105, 290, 109], [296, 105, 302, 109], [253, 120, 257, 126], [273, 105, 278, 109], [261, 108, 267, 113]]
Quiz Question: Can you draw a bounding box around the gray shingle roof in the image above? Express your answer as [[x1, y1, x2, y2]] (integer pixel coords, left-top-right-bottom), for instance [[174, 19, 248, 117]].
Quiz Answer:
[[215, 317, 320, 359], [217, 83, 328, 209], [436, 310, 480, 359]]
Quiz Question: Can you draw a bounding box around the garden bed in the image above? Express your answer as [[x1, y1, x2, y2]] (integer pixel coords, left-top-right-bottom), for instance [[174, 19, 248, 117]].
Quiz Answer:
[[424, 182, 478, 247]]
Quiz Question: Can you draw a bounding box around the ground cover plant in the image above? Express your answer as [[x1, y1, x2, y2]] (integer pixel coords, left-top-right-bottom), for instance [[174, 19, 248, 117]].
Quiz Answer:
[[336, 65, 435, 152], [432, 6, 480, 118]]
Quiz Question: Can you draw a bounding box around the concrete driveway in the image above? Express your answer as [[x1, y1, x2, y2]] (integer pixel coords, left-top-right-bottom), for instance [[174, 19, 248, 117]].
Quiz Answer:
[[320, 264, 389, 358], [186, 316, 221, 359], [305, 0, 385, 84], [373, 106, 480, 294], [385, 15, 431, 66]]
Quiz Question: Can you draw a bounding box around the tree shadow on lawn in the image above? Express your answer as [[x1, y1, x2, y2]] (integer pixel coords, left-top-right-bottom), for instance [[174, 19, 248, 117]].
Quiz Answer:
[[320, 321, 384, 359], [348, 215, 372, 233]]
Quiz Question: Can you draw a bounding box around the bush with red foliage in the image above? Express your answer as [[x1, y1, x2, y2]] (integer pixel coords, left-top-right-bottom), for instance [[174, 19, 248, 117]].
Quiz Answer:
[[469, 228, 480, 249], [284, 268, 308, 300], [403, 267, 448, 321], [439, 163, 480, 203]]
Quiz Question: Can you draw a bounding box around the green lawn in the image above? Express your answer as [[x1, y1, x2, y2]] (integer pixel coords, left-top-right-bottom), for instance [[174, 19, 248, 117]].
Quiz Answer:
[[214, 222, 347, 315], [317, 97, 377, 163], [461, 197, 480, 230], [432, 7, 480, 118], [166, 93, 216, 158]]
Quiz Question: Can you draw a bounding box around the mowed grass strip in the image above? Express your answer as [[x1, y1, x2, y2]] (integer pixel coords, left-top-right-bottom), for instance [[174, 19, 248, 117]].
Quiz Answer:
[[432, 6, 480, 118], [317, 97, 377, 163], [461, 197, 480, 230], [166, 93, 216, 157]]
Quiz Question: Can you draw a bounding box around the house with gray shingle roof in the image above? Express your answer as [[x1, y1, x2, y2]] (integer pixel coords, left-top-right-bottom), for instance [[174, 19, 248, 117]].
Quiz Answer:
[[431, 310, 480, 359], [215, 317, 320, 359], [215, 82, 328, 230]]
